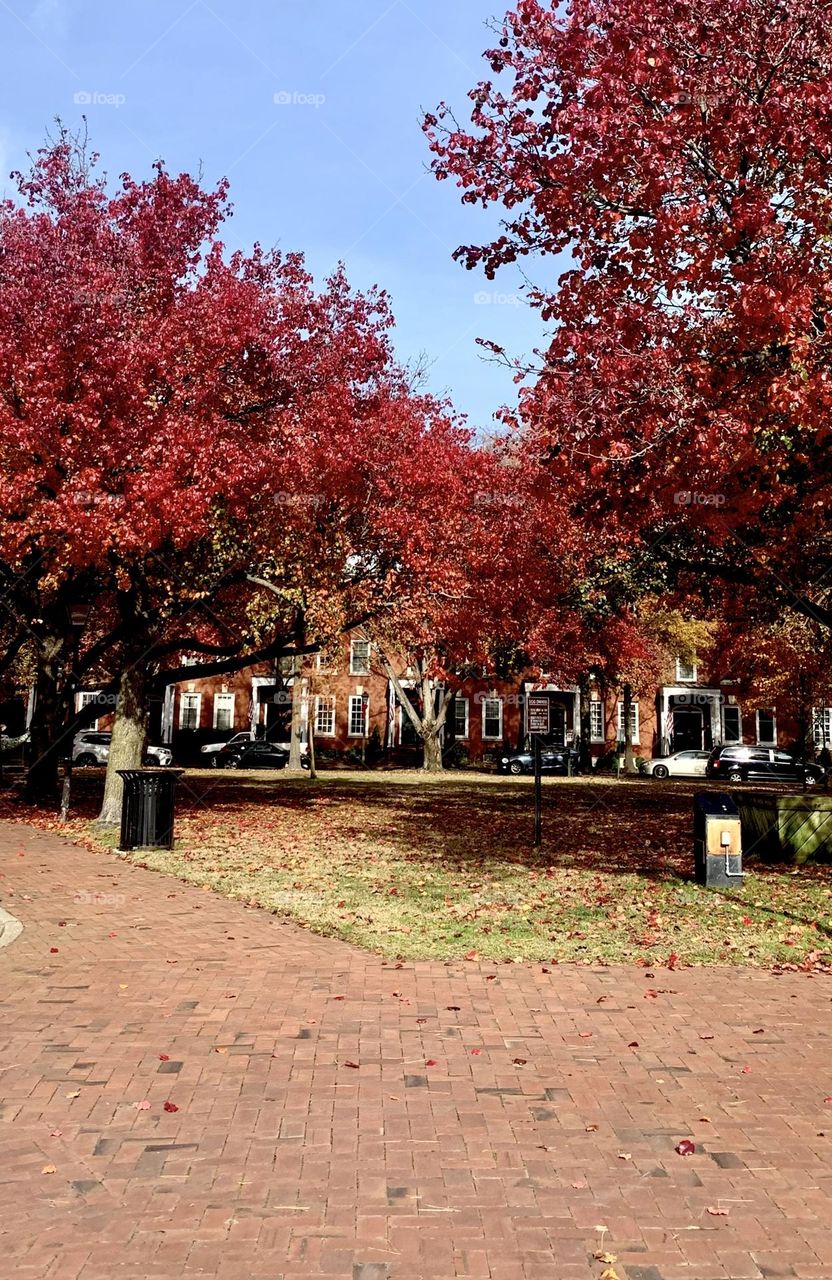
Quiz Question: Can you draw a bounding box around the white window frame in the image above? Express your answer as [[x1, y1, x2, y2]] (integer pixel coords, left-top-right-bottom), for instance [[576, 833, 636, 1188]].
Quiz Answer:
[[722, 704, 742, 744], [315, 651, 338, 674], [812, 707, 832, 750], [617, 700, 640, 742], [756, 709, 777, 746], [76, 690, 102, 731], [589, 699, 604, 743], [675, 657, 698, 683], [482, 697, 503, 741], [348, 694, 369, 737], [315, 694, 336, 737], [213, 692, 235, 731], [452, 696, 469, 739], [349, 639, 371, 676], [179, 691, 202, 731]]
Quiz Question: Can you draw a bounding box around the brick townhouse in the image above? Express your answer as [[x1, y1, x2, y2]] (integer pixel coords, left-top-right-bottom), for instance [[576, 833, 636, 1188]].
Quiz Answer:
[[133, 635, 831, 765]]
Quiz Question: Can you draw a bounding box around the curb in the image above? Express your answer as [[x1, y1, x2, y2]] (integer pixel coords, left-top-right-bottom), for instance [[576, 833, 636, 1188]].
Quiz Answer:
[[0, 905, 23, 949]]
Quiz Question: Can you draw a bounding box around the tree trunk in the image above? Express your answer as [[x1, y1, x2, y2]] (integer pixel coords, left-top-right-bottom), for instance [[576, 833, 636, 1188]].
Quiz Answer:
[[422, 723, 444, 772], [622, 682, 637, 774], [24, 635, 66, 807], [287, 657, 307, 773], [97, 659, 148, 826], [578, 675, 593, 773]]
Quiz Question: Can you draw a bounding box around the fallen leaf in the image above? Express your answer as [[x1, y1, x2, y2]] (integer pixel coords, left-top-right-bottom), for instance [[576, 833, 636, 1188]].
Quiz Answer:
[[675, 1139, 695, 1156], [343, 1061, 359, 1069], [627, 1041, 639, 1048], [416, 1017, 427, 1024], [707, 1205, 730, 1216], [49, 947, 59, 954], [699, 1116, 712, 1123], [741, 1065, 752, 1074], [579, 1032, 593, 1039], [585, 1124, 599, 1132], [163, 1101, 179, 1113], [425, 1059, 438, 1067], [65, 1091, 80, 1099], [571, 1180, 587, 1189], [134, 1100, 151, 1111], [513, 1057, 527, 1065], [594, 1252, 618, 1264], [41, 1165, 57, 1175], [700, 1034, 714, 1040], [119, 984, 128, 990], [617, 1151, 632, 1160], [464, 949, 479, 961], [825, 1097, 832, 1104], [215, 1047, 226, 1054], [333, 995, 345, 1001], [470, 1048, 482, 1056], [600, 1269, 622, 1280], [666, 952, 679, 970], [752, 1028, 765, 1035], [159, 1054, 170, 1061], [446, 1006, 460, 1011], [49, 1130, 62, 1137]]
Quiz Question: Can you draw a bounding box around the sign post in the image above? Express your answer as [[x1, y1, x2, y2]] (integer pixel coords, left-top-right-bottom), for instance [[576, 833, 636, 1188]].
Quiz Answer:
[[527, 695, 550, 849]]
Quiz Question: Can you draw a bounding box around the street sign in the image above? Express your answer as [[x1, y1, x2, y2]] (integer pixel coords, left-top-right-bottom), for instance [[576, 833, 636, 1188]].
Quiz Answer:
[[527, 695, 550, 735]]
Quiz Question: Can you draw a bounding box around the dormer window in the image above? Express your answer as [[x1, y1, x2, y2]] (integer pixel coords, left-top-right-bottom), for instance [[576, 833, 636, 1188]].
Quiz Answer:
[[676, 657, 697, 683]]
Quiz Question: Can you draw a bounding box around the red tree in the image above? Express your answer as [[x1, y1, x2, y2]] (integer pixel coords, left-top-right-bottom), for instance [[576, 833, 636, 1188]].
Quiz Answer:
[[426, 0, 832, 627]]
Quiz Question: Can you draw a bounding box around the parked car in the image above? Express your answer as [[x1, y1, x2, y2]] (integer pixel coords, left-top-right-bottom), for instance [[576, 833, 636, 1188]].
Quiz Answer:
[[72, 730, 173, 768], [200, 730, 256, 760], [706, 744, 827, 786], [640, 749, 711, 780], [202, 732, 307, 767], [218, 740, 311, 770], [498, 746, 579, 776]]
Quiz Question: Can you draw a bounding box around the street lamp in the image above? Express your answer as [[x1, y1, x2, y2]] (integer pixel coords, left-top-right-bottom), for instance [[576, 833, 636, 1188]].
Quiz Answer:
[[361, 691, 370, 767]]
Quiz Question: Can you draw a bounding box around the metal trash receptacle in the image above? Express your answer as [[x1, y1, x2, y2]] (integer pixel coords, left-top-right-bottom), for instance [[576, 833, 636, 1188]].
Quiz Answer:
[[693, 792, 742, 887], [117, 769, 184, 852]]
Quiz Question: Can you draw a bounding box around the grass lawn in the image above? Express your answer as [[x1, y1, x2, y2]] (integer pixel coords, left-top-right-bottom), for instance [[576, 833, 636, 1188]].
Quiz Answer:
[[3, 769, 831, 968]]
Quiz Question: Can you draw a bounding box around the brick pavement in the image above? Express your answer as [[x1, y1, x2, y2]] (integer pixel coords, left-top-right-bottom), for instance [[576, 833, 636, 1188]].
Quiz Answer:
[[0, 819, 830, 1280]]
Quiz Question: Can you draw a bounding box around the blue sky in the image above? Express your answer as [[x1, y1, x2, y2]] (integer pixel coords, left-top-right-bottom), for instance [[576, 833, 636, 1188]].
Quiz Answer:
[[0, 0, 550, 432]]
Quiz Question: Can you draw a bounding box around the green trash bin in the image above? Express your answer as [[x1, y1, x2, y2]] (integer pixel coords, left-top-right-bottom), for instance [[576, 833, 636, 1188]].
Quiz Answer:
[[117, 769, 184, 852]]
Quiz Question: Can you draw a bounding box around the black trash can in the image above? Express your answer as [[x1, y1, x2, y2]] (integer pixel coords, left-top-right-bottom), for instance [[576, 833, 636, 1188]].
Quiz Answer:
[[117, 769, 184, 852], [693, 792, 743, 887]]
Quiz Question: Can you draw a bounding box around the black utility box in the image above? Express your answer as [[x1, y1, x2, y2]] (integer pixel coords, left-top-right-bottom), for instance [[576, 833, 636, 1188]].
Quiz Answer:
[[117, 769, 183, 852], [693, 792, 743, 887]]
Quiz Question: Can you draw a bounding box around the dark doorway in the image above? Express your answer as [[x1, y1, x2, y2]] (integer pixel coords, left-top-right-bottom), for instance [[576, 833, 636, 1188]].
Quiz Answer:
[[673, 708, 703, 751]]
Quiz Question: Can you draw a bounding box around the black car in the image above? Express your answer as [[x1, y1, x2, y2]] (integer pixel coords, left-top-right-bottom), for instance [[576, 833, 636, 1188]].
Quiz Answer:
[[498, 746, 579, 776], [706, 745, 827, 787], [219, 741, 310, 770]]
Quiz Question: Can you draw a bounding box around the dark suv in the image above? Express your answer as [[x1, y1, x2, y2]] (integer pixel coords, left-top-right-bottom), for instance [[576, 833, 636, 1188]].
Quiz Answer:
[[706, 745, 827, 787]]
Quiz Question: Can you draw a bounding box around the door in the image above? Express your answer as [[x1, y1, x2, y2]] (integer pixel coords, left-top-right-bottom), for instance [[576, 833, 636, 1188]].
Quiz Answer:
[[772, 750, 801, 783], [673, 708, 703, 751], [746, 748, 773, 780]]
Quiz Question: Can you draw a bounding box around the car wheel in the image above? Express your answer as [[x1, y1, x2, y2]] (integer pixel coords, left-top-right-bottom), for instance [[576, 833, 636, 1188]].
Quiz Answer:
[[75, 753, 98, 767], [509, 760, 524, 775], [727, 768, 743, 783], [805, 772, 821, 787], [225, 758, 241, 770], [209, 754, 221, 769], [652, 764, 669, 780]]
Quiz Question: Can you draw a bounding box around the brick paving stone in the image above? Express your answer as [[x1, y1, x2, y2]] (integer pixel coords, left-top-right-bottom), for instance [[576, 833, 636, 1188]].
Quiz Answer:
[[0, 820, 831, 1279]]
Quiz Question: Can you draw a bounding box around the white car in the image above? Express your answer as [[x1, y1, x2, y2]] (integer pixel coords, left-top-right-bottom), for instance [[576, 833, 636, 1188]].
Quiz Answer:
[[73, 730, 173, 767], [640, 749, 711, 780]]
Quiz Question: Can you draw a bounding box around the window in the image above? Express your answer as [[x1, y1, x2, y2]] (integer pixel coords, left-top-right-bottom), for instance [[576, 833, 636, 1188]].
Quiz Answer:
[[315, 695, 336, 736], [348, 694, 368, 737], [76, 690, 102, 730], [452, 697, 469, 739], [812, 707, 832, 750], [756, 710, 777, 745], [589, 700, 604, 742], [315, 650, 337, 674], [616, 701, 640, 742], [179, 692, 201, 731], [482, 697, 503, 740], [213, 692, 235, 731], [676, 657, 697, 683], [722, 705, 742, 743], [350, 639, 371, 675]]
